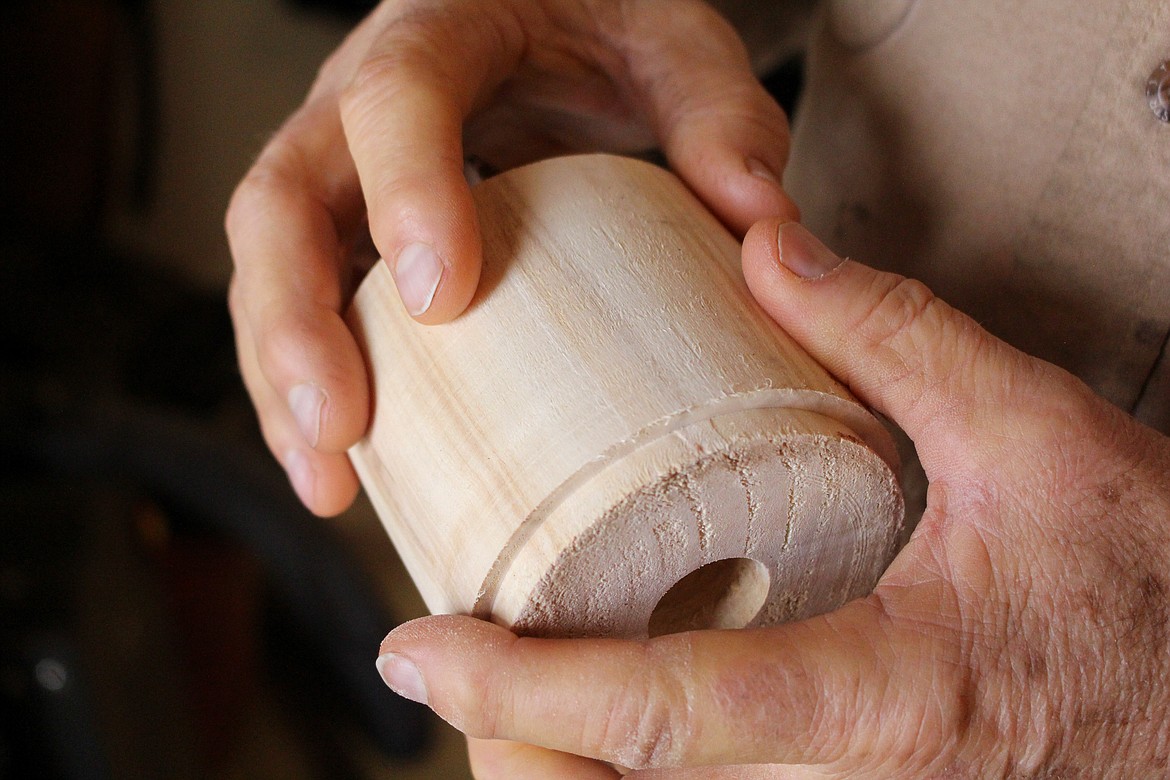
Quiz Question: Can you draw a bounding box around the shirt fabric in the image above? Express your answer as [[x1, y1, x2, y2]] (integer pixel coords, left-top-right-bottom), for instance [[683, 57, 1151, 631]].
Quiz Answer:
[[784, 0, 1170, 435]]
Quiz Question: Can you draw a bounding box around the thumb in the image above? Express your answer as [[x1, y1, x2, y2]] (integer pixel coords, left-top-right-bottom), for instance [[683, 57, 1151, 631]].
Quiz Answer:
[[742, 219, 1046, 468], [375, 609, 888, 771]]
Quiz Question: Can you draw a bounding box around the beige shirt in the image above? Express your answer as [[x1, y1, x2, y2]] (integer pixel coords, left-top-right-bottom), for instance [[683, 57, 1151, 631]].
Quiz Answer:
[[783, 0, 1170, 434]]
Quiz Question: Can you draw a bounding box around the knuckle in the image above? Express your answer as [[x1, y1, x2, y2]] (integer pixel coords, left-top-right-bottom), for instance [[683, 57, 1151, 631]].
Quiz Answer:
[[853, 276, 939, 357], [340, 32, 439, 121], [679, 92, 789, 147], [470, 672, 513, 740], [455, 634, 523, 740], [223, 178, 257, 240], [225, 277, 265, 395], [341, 51, 402, 113], [226, 275, 244, 322], [849, 276, 970, 414], [313, 45, 352, 89], [633, 0, 743, 53], [225, 156, 297, 241], [595, 663, 692, 769]]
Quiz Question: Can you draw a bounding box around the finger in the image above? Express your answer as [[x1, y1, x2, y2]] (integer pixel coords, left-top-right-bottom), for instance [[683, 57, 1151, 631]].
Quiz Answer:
[[621, 0, 800, 232], [226, 100, 367, 516], [229, 277, 360, 516], [338, 5, 529, 323], [375, 608, 890, 771], [225, 8, 384, 516], [741, 219, 1056, 467], [467, 737, 621, 780]]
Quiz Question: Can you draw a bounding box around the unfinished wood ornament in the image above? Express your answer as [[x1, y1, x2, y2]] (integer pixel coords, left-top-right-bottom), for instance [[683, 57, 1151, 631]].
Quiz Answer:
[[348, 154, 904, 639]]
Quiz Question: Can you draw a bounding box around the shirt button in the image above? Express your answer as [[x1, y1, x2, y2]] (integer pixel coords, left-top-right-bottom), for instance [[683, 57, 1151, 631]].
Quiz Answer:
[[1149, 60, 1170, 122]]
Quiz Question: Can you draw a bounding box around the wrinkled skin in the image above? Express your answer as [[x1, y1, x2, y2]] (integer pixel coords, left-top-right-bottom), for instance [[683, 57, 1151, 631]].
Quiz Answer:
[[225, 1, 1170, 776]]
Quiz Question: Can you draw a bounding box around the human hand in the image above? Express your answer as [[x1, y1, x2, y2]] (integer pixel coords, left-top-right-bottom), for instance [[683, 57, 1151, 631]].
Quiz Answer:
[[374, 219, 1170, 777], [224, 0, 796, 515]]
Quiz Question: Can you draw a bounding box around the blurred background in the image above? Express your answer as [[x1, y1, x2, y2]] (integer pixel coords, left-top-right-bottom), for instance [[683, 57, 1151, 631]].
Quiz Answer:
[[1, 0, 472, 776], [0, 1, 803, 776]]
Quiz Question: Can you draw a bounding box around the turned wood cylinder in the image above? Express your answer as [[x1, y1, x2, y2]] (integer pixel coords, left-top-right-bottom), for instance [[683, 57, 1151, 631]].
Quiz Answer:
[[348, 154, 904, 639]]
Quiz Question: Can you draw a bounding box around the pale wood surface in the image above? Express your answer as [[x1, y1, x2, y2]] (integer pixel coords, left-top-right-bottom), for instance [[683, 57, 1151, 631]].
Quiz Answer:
[[348, 154, 903, 639]]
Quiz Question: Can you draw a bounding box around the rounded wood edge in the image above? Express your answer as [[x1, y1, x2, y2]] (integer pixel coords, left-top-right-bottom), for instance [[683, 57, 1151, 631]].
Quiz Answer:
[[486, 404, 905, 638]]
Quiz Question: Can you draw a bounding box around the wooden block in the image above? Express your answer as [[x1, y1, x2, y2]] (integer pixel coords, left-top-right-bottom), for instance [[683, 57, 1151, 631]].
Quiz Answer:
[[348, 154, 904, 639]]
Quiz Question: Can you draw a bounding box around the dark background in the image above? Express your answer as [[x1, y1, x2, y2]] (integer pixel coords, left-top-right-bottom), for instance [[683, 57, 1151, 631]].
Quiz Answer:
[[1, 2, 455, 777]]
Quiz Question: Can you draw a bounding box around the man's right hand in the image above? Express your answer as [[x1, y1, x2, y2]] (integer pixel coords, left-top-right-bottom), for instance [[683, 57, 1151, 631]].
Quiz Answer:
[[225, 0, 798, 516]]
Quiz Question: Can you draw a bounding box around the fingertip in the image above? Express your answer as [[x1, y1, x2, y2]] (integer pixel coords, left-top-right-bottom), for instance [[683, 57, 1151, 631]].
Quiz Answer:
[[777, 190, 802, 224], [377, 616, 519, 730], [381, 614, 514, 655], [312, 314, 372, 451], [395, 238, 482, 325], [376, 651, 429, 705], [390, 242, 444, 317], [741, 216, 790, 297], [256, 307, 371, 452], [287, 382, 326, 448], [672, 146, 799, 236], [249, 322, 364, 516], [743, 215, 787, 259], [367, 170, 483, 325], [745, 157, 802, 222], [283, 447, 361, 517], [724, 156, 802, 232], [284, 448, 317, 509]]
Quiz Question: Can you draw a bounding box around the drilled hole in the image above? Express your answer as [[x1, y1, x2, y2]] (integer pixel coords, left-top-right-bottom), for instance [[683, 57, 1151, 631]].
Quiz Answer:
[[647, 557, 769, 637]]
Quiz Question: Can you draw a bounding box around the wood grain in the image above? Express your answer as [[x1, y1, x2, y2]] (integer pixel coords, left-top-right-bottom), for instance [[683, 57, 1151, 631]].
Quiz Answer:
[[348, 154, 903, 639]]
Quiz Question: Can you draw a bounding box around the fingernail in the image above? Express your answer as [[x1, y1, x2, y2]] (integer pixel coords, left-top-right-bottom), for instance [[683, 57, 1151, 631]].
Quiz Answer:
[[393, 242, 443, 316], [285, 449, 316, 508], [376, 652, 428, 704], [747, 157, 782, 187], [288, 383, 324, 448], [777, 222, 844, 279]]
